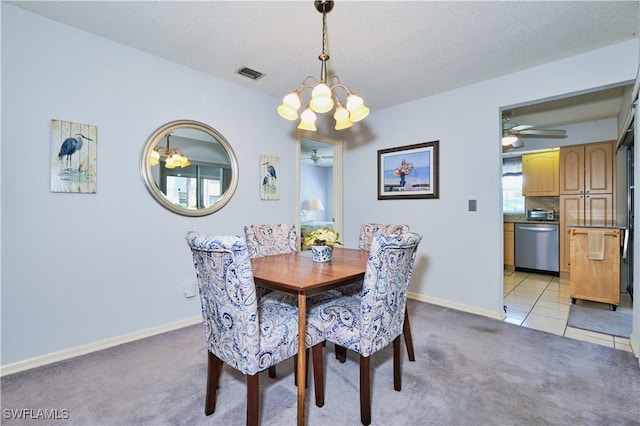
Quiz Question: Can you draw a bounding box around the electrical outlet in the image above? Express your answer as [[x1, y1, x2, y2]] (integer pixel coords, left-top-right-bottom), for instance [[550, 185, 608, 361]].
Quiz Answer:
[[468, 199, 477, 211], [183, 280, 197, 298]]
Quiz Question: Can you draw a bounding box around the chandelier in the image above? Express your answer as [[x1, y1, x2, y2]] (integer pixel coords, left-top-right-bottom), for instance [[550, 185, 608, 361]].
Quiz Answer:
[[150, 134, 190, 169], [277, 0, 369, 131]]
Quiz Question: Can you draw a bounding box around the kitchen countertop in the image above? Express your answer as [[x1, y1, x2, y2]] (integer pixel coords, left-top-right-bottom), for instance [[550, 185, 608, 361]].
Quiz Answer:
[[566, 224, 625, 230], [504, 219, 560, 225]]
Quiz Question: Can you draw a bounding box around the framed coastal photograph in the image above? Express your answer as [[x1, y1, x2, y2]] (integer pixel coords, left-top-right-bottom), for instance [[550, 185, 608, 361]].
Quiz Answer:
[[260, 154, 279, 200], [377, 140, 439, 200]]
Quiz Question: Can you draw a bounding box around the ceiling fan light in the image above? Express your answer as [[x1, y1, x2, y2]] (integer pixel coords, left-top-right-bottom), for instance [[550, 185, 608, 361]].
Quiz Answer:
[[502, 135, 518, 146], [511, 139, 525, 148], [298, 108, 317, 131]]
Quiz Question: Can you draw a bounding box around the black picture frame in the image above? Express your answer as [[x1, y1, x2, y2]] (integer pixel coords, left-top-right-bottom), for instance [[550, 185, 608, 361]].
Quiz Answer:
[[377, 140, 439, 200]]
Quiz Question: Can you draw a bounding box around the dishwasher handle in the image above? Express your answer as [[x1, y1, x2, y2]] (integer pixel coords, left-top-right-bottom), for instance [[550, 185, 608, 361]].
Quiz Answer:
[[516, 225, 558, 232]]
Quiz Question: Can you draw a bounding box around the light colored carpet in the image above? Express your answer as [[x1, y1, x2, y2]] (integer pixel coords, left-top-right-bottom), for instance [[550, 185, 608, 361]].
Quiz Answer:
[[568, 303, 633, 338], [2, 300, 639, 425]]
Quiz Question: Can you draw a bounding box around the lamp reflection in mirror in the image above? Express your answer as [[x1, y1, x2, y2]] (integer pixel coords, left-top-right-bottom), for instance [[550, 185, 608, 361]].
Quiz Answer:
[[301, 198, 325, 220], [150, 134, 190, 168], [310, 199, 325, 211], [277, 0, 369, 131]]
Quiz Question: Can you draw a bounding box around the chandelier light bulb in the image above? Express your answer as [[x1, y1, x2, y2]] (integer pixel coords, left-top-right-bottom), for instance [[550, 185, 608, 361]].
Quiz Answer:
[[150, 149, 160, 166], [346, 94, 370, 122], [150, 134, 190, 168], [310, 83, 334, 113], [298, 107, 317, 131], [277, 92, 301, 120], [333, 104, 353, 130]]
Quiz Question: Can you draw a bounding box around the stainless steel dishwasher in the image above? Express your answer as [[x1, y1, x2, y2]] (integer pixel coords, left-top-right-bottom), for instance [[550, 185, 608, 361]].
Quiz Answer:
[[515, 223, 559, 274]]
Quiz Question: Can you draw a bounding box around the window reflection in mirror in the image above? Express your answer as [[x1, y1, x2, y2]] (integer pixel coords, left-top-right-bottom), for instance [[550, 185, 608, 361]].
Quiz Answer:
[[141, 120, 238, 216]]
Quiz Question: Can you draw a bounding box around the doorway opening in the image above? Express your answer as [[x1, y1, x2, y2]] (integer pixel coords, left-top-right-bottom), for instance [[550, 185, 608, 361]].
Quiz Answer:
[[297, 131, 343, 250]]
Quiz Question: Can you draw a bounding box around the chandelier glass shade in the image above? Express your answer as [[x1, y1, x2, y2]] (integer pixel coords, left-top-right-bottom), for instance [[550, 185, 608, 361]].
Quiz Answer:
[[150, 134, 190, 168], [277, 0, 369, 131]]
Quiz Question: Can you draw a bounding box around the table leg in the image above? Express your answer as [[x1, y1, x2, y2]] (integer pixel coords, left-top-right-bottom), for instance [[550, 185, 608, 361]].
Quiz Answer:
[[297, 293, 306, 426]]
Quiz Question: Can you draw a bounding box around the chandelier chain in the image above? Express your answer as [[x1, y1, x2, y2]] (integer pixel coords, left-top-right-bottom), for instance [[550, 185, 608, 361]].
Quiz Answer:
[[276, 0, 369, 131]]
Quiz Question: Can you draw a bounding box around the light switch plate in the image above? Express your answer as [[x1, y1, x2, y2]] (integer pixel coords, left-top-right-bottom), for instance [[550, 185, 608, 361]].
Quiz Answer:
[[468, 199, 477, 211]]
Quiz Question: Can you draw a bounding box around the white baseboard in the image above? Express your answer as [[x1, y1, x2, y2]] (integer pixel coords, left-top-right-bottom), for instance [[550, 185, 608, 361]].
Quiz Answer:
[[0, 296, 539, 376], [1, 316, 202, 377], [408, 292, 505, 320]]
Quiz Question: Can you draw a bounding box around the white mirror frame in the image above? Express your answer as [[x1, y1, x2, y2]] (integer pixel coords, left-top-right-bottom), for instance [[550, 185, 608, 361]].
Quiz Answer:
[[140, 119, 239, 217]]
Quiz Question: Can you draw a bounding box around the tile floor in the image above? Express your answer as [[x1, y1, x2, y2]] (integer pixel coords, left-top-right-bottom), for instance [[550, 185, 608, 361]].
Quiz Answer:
[[503, 270, 633, 352]]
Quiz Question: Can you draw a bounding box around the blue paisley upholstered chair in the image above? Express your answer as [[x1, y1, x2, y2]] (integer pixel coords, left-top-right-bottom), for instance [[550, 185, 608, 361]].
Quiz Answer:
[[185, 232, 326, 426], [315, 230, 422, 426], [244, 223, 298, 259], [335, 223, 417, 363], [243, 223, 297, 301], [244, 223, 340, 384]]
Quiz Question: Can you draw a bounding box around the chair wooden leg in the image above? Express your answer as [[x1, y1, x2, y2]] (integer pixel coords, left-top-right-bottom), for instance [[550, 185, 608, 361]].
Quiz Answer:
[[359, 355, 371, 426], [312, 343, 325, 407], [246, 373, 259, 426], [268, 366, 276, 378], [293, 348, 310, 388], [393, 336, 402, 391], [335, 344, 347, 363], [205, 351, 223, 416], [403, 310, 416, 362]]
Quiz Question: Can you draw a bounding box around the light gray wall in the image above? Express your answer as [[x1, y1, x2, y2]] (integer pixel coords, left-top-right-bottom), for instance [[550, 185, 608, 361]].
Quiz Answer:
[[1, 5, 297, 365], [341, 40, 639, 319], [2, 3, 639, 367]]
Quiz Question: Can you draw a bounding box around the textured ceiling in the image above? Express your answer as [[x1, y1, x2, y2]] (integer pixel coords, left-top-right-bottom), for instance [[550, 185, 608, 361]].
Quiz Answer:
[[9, 0, 639, 123]]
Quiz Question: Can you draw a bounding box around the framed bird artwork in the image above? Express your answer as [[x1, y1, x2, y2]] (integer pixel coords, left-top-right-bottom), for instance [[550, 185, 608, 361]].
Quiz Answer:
[[260, 154, 279, 200], [50, 119, 97, 193]]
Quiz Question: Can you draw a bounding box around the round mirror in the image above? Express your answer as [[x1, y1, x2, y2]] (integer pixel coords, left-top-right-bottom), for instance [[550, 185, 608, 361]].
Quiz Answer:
[[140, 120, 239, 216]]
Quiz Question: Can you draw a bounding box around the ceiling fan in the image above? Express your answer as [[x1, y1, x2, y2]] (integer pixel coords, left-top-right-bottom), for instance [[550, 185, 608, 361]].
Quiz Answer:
[[302, 149, 333, 164], [502, 113, 567, 149]]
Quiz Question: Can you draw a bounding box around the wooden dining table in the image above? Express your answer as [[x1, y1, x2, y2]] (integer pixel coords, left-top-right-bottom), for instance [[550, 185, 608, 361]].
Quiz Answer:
[[251, 247, 369, 426]]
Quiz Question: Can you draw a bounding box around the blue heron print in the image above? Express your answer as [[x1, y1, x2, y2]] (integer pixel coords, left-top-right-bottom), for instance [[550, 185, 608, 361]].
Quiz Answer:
[[260, 155, 280, 200], [58, 134, 92, 168], [263, 161, 277, 184], [51, 119, 98, 194]]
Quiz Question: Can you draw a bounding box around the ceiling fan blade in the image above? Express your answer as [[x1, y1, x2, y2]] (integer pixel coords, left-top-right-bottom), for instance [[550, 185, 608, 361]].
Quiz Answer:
[[510, 124, 533, 132], [517, 129, 567, 136]]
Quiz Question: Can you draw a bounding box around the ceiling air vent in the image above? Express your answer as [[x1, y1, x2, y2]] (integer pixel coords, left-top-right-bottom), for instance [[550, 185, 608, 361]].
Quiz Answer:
[[237, 67, 264, 81]]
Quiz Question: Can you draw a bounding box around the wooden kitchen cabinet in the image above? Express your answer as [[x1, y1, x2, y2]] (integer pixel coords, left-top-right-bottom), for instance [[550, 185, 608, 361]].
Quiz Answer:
[[559, 141, 615, 274], [504, 222, 514, 271], [522, 151, 559, 196], [569, 227, 621, 308], [560, 141, 614, 195]]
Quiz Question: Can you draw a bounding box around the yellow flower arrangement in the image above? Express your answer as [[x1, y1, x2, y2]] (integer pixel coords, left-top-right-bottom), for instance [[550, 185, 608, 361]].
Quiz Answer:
[[303, 227, 341, 247]]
